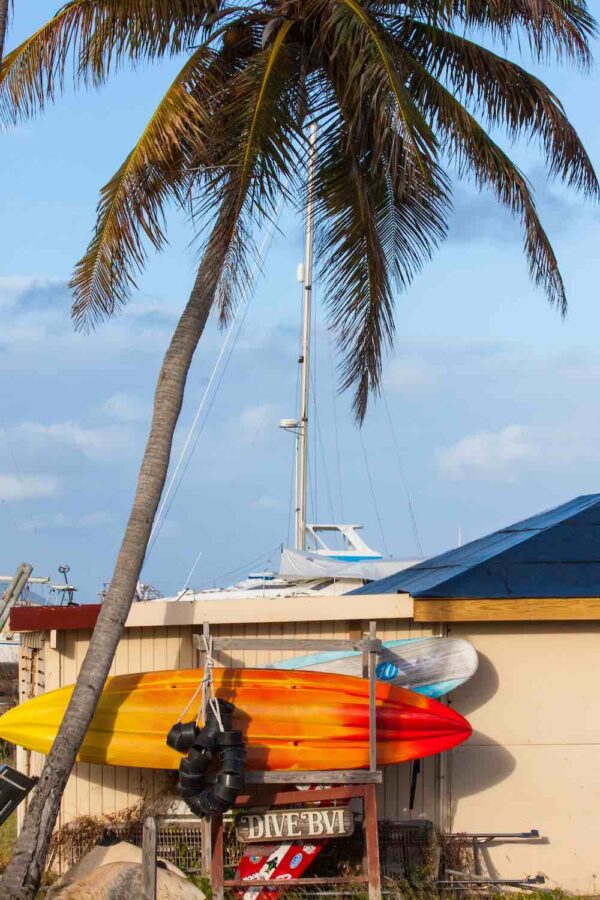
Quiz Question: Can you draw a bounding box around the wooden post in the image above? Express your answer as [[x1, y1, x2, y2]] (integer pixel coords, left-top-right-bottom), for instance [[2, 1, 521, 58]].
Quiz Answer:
[[363, 783, 382, 900], [211, 812, 225, 900], [200, 621, 210, 723], [142, 816, 157, 900], [368, 620, 378, 772], [200, 819, 212, 878], [199, 621, 213, 875], [0, 563, 33, 632]]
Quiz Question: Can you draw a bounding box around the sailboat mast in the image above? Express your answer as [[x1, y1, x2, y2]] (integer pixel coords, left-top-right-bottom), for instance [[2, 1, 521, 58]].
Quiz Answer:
[[295, 122, 317, 551]]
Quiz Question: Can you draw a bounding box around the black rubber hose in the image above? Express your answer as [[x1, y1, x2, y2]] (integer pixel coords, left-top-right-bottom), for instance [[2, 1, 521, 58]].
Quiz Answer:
[[170, 706, 246, 819]]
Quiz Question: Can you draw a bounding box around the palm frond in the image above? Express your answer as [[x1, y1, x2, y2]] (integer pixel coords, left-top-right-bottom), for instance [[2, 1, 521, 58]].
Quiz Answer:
[[407, 59, 568, 310], [0, 0, 211, 123], [314, 75, 449, 420], [325, 0, 438, 178], [317, 137, 391, 422], [404, 0, 596, 64], [398, 20, 598, 197], [70, 44, 224, 329], [196, 19, 302, 323]]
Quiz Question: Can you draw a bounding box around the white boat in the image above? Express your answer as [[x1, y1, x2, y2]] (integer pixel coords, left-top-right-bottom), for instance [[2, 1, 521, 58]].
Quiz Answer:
[[165, 523, 419, 602]]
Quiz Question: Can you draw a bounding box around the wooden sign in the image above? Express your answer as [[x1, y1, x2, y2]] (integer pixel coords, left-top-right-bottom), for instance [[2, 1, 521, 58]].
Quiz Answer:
[[237, 806, 354, 842]]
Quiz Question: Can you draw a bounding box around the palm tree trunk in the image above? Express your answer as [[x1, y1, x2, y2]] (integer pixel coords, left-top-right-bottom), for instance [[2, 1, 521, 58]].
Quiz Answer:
[[0, 0, 9, 66], [0, 225, 225, 897]]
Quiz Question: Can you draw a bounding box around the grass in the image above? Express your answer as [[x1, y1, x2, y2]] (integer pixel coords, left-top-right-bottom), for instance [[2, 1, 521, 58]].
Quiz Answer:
[[0, 811, 17, 870]]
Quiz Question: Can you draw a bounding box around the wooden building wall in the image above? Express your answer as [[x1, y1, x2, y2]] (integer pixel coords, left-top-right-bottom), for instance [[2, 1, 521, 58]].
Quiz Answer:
[[27, 616, 438, 830]]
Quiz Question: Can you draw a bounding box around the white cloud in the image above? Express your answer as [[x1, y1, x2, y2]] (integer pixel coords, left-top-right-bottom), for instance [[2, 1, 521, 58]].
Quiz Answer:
[[386, 357, 438, 392], [436, 425, 539, 481], [0, 474, 59, 501], [19, 513, 72, 532], [0, 275, 47, 307], [102, 393, 150, 423], [19, 510, 115, 532], [19, 421, 136, 462]]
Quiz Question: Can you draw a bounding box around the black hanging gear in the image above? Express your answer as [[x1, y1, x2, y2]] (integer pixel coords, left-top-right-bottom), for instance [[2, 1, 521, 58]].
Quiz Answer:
[[167, 698, 245, 820], [166, 720, 198, 753]]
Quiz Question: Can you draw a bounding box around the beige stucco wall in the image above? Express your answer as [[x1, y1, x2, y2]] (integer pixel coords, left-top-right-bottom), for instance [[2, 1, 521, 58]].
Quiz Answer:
[[447, 621, 600, 896]]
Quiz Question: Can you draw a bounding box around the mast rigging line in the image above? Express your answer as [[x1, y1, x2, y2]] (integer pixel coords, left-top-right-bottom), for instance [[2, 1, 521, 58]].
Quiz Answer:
[[309, 363, 336, 528], [327, 334, 345, 524], [149, 270, 251, 555], [381, 385, 424, 557], [197, 543, 282, 590], [359, 428, 390, 558], [287, 277, 304, 547], [146, 202, 285, 561]]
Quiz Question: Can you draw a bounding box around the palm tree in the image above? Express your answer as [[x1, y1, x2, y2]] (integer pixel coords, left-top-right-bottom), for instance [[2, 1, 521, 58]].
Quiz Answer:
[[0, 0, 9, 66], [1, 0, 597, 894]]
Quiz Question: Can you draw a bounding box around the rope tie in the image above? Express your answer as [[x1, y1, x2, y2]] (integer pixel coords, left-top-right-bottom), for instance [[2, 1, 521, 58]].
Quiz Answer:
[[199, 633, 224, 732], [175, 633, 224, 731]]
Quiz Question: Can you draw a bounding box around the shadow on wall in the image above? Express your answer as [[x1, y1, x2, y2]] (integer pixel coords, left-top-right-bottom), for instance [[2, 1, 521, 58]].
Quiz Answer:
[[448, 731, 517, 835], [450, 731, 516, 805], [448, 652, 499, 717]]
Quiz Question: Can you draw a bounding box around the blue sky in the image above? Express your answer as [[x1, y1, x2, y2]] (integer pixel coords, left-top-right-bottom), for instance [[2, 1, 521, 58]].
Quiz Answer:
[[1, 4, 599, 600]]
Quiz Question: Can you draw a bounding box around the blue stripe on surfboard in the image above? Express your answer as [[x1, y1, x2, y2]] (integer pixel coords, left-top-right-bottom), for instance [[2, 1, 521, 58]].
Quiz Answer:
[[268, 638, 415, 670], [412, 678, 464, 698]]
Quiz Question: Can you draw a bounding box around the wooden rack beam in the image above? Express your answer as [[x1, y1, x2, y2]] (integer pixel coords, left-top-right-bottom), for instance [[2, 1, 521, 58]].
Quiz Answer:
[[224, 876, 369, 888], [194, 635, 382, 653], [244, 770, 382, 784]]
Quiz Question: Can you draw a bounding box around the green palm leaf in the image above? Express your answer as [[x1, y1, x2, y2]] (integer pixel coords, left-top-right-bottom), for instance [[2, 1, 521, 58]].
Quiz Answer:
[[413, 0, 596, 63], [406, 58, 570, 310], [70, 44, 225, 329], [196, 19, 301, 323], [2, 0, 597, 414], [0, 0, 210, 123], [399, 19, 598, 195]]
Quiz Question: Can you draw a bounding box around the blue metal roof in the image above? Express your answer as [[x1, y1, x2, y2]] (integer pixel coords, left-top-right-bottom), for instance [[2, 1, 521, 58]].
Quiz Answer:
[[352, 494, 600, 598]]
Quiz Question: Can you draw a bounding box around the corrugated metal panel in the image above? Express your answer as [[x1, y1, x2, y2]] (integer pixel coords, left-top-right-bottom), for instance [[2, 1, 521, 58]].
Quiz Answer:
[[353, 494, 600, 598]]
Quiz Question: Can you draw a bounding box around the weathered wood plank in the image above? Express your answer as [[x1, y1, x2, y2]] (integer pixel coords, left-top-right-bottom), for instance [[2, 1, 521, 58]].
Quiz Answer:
[[211, 813, 225, 900], [208, 638, 359, 651], [414, 597, 600, 622], [364, 782, 382, 900], [237, 806, 354, 842], [195, 636, 383, 652], [224, 877, 369, 887], [200, 818, 212, 877], [235, 785, 366, 807], [142, 816, 157, 900], [243, 770, 382, 784]]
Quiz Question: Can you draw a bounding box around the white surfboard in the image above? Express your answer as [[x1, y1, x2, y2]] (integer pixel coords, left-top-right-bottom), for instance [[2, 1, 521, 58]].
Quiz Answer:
[[268, 637, 478, 698]]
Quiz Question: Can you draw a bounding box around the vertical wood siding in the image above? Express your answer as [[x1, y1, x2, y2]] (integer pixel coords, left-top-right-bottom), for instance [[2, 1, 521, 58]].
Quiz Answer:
[[30, 618, 436, 828], [17, 633, 46, 831]]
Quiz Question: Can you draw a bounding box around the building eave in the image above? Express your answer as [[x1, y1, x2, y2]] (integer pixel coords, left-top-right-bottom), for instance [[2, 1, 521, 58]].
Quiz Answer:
[[10, 593, 414, 632], [414, 596, 600, 622]]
